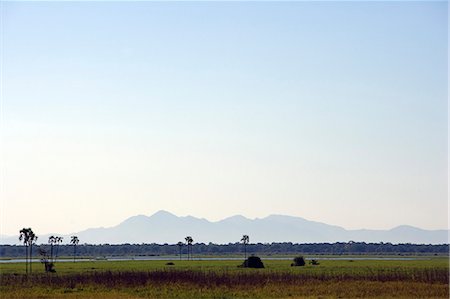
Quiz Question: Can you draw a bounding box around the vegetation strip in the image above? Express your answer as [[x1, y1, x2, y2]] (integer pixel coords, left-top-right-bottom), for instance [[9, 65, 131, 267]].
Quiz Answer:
[[2, 242, 448, 258], [2, 266, 448, 287]]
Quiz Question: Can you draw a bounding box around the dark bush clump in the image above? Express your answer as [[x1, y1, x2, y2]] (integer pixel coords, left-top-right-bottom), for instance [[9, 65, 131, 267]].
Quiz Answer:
[[43, 262, 56, 273], [291, 256, 306, 267], [240, 255, 264, 268], [165, 262, 175, 266], [310, 259, 320, 265]]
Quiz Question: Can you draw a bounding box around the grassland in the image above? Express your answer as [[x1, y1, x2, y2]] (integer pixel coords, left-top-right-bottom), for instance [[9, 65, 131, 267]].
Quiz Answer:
[[1, 257, 448, 298]]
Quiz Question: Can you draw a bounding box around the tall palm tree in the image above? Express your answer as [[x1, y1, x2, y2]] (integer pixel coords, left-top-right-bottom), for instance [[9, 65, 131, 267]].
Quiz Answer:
[[28, 230, 38, 273], [241, 235, 249, 259], [70, 236, 79, 262], [185, 236, 193, 260], [19, 228, 37, 274], [19, 228, 31, 274], [177, 242, 184, 260], [54, 236, 63, 262], [48, 236, 56, 262]]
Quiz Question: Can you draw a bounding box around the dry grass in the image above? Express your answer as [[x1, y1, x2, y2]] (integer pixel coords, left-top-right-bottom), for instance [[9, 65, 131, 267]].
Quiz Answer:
[[1, 268, 448, 298], [1, 280, 448, 298]]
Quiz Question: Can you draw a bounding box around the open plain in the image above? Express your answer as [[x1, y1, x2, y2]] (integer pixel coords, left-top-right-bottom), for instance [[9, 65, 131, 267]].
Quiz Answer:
[[1, 257, 448, 298]]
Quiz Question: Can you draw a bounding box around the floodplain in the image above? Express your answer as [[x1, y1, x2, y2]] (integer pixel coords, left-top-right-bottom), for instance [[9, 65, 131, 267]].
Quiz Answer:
[[1, 256, 448, 298]]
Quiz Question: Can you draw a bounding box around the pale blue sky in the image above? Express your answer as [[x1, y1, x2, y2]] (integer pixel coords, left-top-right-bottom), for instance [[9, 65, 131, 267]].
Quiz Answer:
[[1, 1, 448, 235]]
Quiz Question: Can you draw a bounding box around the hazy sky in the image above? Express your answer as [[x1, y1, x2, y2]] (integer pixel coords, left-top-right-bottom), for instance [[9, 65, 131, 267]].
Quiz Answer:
[[1, 1, 448, 236]]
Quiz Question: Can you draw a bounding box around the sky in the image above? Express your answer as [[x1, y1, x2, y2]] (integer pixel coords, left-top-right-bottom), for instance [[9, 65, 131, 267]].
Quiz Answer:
[[0, 1, 448, 237]]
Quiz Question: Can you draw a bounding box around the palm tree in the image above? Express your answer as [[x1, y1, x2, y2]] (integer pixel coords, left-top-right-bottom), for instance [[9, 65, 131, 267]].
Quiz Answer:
[[28, 230, 38, 273], [177, 242, 184, 260], [48, 236, 56, 262], [241, 235, 249, 259], [19, 228, 37, 274], [70, 236, 79, 262], [185, 236, 193, 260], [19, 228, 31, 274], [54, 236, 63, 262]]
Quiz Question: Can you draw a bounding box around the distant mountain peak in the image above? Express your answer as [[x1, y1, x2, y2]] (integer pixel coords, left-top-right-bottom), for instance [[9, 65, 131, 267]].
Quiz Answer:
[[390, 225, 424, 232], [118, 214, 149, 226], [263, 214, 308, 222], [150, 210, 177, 218], [221, 215, 250, 222]]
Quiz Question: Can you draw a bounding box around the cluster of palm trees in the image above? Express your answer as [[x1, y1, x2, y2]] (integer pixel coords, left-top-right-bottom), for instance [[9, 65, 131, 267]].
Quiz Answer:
[[176, 235, 250, 261], [19, 228, 38, 274], [177, 236, 194, 260], [48, 235, 64, 262], [19, 228, 81, 274]]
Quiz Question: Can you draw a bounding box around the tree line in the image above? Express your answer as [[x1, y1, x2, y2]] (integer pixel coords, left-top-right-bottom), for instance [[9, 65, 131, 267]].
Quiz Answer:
[[3, 241, 447, 258]]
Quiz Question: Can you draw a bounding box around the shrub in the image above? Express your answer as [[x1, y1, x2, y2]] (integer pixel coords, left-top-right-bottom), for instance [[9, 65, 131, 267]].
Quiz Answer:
[[43, 262, 56, 273], [39, 248, 56, 273], [310, 259, 320, 265], [240, 255, 264, 268], [165, 262, 175, 266], [291, 256, 306, 267]]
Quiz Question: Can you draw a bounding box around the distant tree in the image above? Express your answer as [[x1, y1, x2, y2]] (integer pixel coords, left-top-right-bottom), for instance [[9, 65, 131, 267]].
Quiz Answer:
[[28, 230, 38, 273], [54, 236, 63, 262], [185, 236, 193, 260], [177, 242, 184, 260], [241, 235, 249, 259], [19, 228, 30, 274], [48, 236, 63, 262], [19, 228, 36, 274], [70, 236, 79, 262], [48, 236, 56, 262]]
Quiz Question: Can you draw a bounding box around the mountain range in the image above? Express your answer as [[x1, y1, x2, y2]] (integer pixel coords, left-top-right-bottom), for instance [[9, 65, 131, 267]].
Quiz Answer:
[[1, 210, 448, 245]]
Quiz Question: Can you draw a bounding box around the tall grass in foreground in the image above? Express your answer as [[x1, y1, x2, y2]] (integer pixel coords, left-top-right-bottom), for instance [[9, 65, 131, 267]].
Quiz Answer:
[[1, 268, 448, 298], [1, 260, 448, 298], [2, 267, 448, 288]]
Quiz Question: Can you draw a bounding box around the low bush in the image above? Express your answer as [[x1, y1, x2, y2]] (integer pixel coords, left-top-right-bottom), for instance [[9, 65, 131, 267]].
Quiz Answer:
[[310, 259, 320, 266], [240, 256, 264, 268], [291, 256, 306, 267]]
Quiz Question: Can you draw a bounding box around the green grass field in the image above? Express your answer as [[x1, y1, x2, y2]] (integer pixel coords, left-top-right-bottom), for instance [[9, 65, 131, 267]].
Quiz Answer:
[[1, 257, 448, 298]]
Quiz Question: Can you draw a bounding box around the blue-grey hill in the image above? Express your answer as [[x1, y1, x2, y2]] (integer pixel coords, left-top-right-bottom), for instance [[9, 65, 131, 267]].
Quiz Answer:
[[1, 210, 447, 245]]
